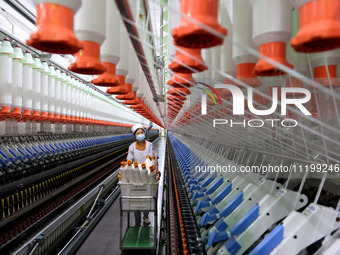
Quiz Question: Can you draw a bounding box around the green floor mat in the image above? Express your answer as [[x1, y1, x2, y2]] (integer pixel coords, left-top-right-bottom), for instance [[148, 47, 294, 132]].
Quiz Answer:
[[122, 227, 155, 249]]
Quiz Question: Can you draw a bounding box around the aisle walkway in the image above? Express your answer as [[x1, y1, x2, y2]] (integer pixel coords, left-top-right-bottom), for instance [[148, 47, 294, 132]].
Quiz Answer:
[[76, 136, 167, 255]]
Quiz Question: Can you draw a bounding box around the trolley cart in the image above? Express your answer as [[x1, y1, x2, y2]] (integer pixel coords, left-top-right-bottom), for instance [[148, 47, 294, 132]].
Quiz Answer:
[[120, 196, 157, 253]]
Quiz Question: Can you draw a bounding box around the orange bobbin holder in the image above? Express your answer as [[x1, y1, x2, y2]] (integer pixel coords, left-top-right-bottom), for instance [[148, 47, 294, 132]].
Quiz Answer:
[[70, 115, 76, 124], [168, 73, 194, 88], [124, 99, 139, 106], [267, 86, 282, 102], [133, 103, 144, 110], [106, 73, 128, 95], [64, 115, 71, 123], [223, 77, 238, 86], [27, 3, 82, 54], [254, 42, 293, 76], [131, 105, 143, 110], [171, 94, 187, 101], [75, 116, 82, 124], [217, 89, 232, 101], [12, 108, 22, 120], [168, 103, 183, 111], [48, 112, 55, 122], [92, 62, 119, 86], [291, 0, 340, 53], [68, 41, 106, 75], [207, 95, 218, 106], [310, 92, 319, 118], [54, 113, 60, 120], [116, 84, 135, 100], [167, 91, 186, 101], [168, 108, 180, 115], [21, 109, 32, 121], [172, 0, 227, 48], [168, 96, 185, 104], [59, 114, 66, 123], [168, 112, 178, 118], [124, 95, 140, 106], [127, 91, 138, 103], [168, 99, 185, 105], [314, 65, 340, 87], [285, 77, 306, 97], [168, 107, 182, 114], [236, 63, 262, 88], [217, 78, 237, 101], [168, 86, 191, 96], [32, 110, 40, 120], [0, 106, 12, 120], [253, 93, 270, 106], [169, 46, 207, 73], [132, 99, 145, 110]]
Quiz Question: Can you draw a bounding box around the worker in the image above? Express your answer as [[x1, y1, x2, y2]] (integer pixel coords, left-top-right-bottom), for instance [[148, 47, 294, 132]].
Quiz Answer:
[[127, 124, 158, 226]]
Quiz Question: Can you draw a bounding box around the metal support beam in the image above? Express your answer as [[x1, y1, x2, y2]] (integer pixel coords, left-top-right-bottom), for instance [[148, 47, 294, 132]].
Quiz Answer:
[[115, 0, 160, 102]]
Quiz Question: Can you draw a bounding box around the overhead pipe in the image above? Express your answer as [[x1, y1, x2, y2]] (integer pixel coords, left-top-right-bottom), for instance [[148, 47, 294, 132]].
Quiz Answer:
[[117, 47, 137, 100], [107, 21, 129, 95], [74, 79, 82, 128], [232, 0, 261, 88], [54, 68, 62, 122], [220, 2, 236, 86], [59, 71, 67, 122], [211, 46, 223, 83], [311, 49, 340, 162], [80, 83, 90, 126], [0, 38, 15, 135], [27, 0, 83, 54], [78, 80, 85, 125], [0, 38, 14, 121], [172, 0, 227, 48], [66, 76, 77, 131], [12, 44, 26, 121], [54, 69, 64, 132], [114, 0, 158, 101], [310, 48, 340, 87], [64, 74, 71, 123], [92, 0, 120, 86], [47, 64, 57, 122], [290, 0, 340, 53], [286, 27, 308, 98], [251, 0, 293, 76], [168, 0, 207, 75], [21, 50, 34, 122], [31, 55, 43, 131], [69, 0, 106, 74], [193, 49, 211, 86]]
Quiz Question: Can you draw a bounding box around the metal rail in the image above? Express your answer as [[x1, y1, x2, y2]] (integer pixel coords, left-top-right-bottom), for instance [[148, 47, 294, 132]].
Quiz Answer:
[[57, 186, 121, 255], [168, 137, 207, 255], [12, 169, 120, 255], [114, 0, 160, 102]]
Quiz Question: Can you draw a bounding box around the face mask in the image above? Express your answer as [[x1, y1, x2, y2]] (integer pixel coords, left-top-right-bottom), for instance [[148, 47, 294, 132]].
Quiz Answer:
[[136, 134, 145, 141]]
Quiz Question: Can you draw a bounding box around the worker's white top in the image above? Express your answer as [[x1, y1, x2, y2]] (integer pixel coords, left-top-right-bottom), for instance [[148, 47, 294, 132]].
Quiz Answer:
[[127, 140, 158, 163]]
